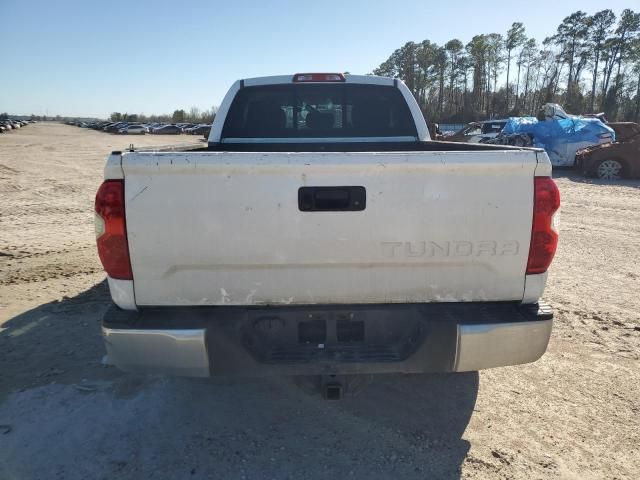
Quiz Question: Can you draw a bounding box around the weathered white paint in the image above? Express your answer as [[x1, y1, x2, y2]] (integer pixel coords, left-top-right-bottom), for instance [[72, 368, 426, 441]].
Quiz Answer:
[[522, 273, 548, 304], [107, 276, 136, 310], [119, 149, 547, 306], [103, 153, 123, 180]]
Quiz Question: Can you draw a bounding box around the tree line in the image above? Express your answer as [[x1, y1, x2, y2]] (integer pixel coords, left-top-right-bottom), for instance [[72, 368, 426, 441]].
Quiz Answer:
[[1, 113, 52, 121], [373, 9, 640, 123], [110, 106, 217, 124]]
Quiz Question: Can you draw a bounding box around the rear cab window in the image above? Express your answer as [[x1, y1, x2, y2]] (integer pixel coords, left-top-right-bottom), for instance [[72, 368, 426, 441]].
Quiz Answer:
[[221, 84, 417, 142]]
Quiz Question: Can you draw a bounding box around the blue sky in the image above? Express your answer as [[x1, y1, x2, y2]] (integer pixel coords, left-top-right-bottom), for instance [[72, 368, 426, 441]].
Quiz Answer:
[[1, 0, 637, 118]]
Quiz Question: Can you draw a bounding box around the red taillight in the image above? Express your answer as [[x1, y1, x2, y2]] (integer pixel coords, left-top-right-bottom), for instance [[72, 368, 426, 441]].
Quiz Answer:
[[95, 180, 132, 280], [526, 177, 560, 275], [292, 73, 345, 83]]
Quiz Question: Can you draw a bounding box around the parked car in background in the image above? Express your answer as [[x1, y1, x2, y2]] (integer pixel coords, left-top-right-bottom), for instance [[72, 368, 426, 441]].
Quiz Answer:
[[575, 122, 640, 179], [185, 124, 210, 135], [446, 119, 508, 143], [151, 124, 182, 134], [492, 116, 615, 167], [119, 124, 148, 135], [105, 122, 128, 133], [0, 119, 31, 131], [64, 119, 205, 136]]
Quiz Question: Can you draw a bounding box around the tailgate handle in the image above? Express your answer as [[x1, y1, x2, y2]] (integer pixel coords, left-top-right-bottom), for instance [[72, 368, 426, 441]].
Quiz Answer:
[[298, 186, 366, 212]]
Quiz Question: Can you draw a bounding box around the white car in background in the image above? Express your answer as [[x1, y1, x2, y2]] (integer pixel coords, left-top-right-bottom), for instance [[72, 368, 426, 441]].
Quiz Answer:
[[119, 125, 148, 135], [448, 119, 508, 143]]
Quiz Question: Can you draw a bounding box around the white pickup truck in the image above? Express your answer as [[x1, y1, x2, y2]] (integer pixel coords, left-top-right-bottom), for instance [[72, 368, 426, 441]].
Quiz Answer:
[[96, 73, 559, 382]]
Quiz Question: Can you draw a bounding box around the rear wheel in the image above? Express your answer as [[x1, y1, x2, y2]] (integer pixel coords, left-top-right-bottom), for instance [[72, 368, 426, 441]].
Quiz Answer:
[[596, 159, 625, 180]]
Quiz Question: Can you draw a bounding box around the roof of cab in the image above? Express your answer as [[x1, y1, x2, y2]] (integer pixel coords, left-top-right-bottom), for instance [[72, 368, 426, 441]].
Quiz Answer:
[[242, 74, 395, 87]]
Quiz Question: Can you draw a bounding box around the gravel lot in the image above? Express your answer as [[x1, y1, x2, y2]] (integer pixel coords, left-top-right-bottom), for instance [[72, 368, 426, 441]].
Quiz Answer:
[[1, 123, 638, 479]]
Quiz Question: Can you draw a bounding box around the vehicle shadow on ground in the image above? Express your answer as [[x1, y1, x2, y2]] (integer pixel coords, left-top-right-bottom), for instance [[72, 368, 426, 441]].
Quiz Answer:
[[0, 280, 123, 401], [333, 372, 479, 477], [1, 282, 478, 480], [158, 372, 479, 479]]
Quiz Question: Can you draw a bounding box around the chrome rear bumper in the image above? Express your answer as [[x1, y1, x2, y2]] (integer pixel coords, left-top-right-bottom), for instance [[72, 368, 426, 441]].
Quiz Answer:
[[103, 328, 210, 377], [102, 302, 552, 377], [454, 319, 552, 372]]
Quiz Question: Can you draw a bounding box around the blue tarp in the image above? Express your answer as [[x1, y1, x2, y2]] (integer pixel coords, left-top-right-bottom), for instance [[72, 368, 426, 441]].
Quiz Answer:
[[501, 116, 616, 166]]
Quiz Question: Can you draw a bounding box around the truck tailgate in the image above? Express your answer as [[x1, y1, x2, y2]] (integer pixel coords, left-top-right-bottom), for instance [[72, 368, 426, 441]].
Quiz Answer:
[[122, 150, 537, 306]]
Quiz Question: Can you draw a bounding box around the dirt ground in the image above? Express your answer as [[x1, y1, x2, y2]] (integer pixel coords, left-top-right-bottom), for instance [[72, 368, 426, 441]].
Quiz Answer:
[[0, 123, 638, 480]]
